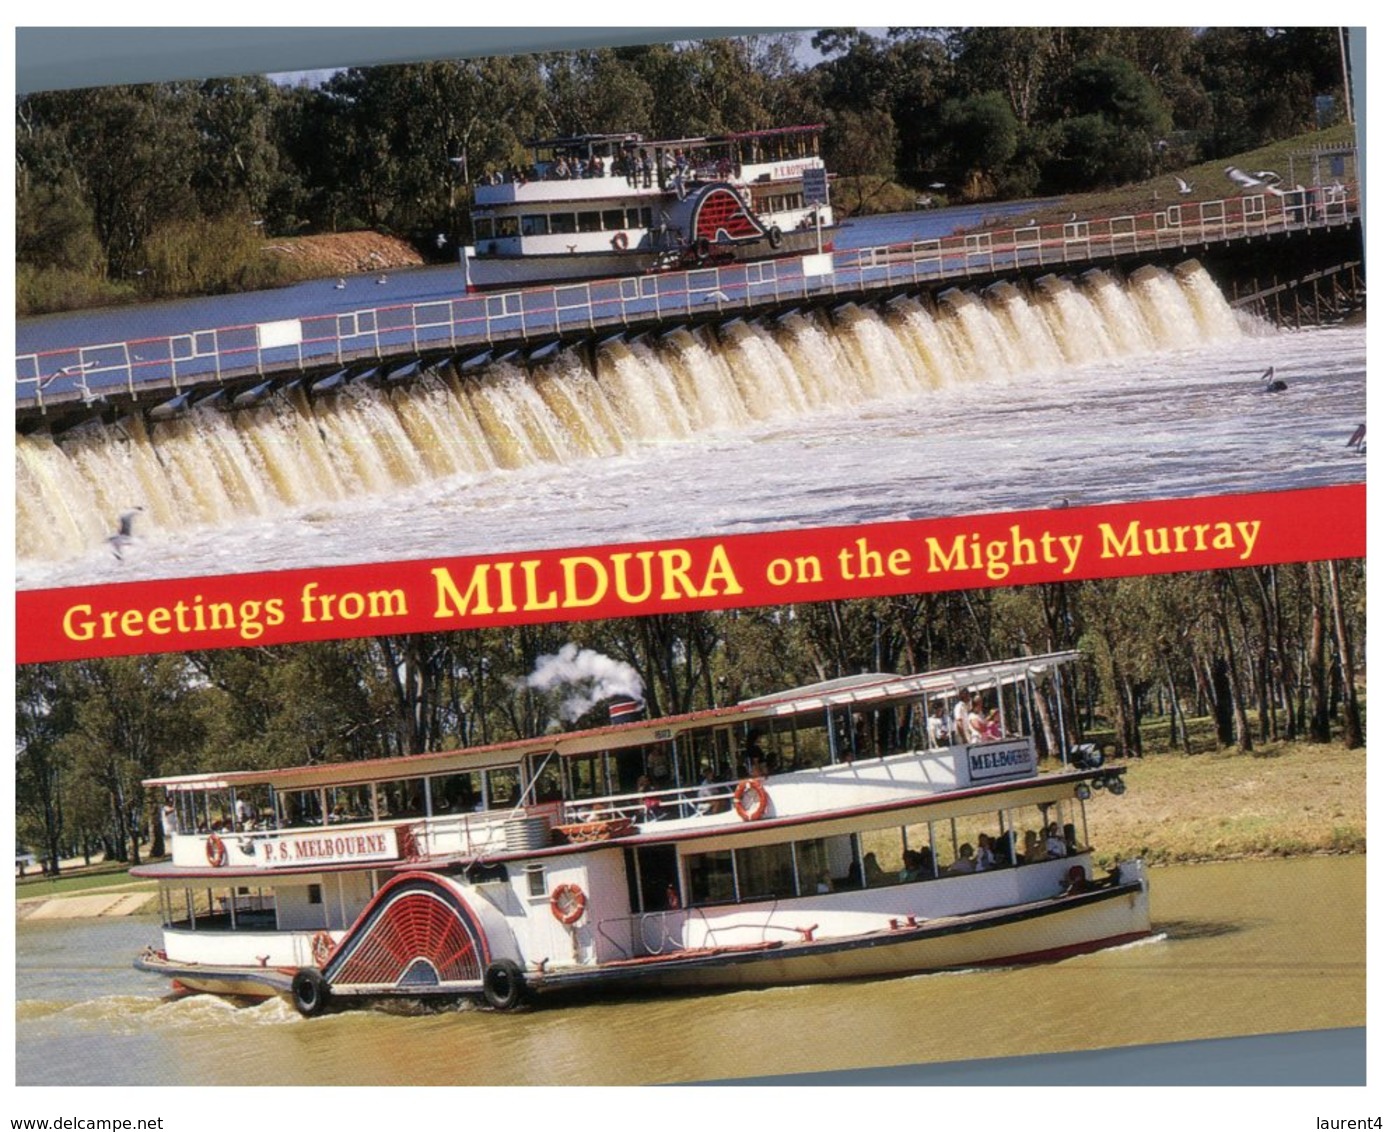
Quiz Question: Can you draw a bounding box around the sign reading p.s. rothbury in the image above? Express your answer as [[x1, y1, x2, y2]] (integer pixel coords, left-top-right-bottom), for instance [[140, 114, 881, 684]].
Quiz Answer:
[[258, 828, 399, 869], [965, 741, 1037, 783]]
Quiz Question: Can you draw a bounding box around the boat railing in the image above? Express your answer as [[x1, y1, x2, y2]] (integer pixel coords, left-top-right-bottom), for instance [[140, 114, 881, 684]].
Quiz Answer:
[[558, 779, 740, 829], [17, 188, 1359, 412]]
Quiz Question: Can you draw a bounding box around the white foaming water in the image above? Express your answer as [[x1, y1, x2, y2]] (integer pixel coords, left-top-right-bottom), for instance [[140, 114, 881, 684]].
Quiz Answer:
[[16, 264, 1364, 590]]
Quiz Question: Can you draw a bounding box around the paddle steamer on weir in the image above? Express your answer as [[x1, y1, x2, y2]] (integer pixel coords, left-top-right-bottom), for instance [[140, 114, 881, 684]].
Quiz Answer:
[[461, 125, 836, 291], [133, 650, 1151, 1015]]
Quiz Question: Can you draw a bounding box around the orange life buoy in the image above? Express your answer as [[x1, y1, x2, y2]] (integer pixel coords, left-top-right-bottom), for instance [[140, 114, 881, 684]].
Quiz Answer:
[[311, 931, 334, 967], [205, 833, 227, 867], [611, 231, 630, 251], [550, 882, 587, 925], [733, 778, 769, 822]]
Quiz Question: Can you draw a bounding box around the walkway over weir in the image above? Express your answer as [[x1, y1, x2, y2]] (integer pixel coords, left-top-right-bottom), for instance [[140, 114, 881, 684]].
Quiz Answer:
[[17, 187, 1361, 423]]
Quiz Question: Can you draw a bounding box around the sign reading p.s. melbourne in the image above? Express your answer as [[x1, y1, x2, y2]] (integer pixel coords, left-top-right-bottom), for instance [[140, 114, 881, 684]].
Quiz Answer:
[[257, 827, 401, 869], [965, 740, 1037, 783]]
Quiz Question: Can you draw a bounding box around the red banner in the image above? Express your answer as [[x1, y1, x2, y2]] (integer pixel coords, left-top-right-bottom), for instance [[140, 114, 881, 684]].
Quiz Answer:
[[15, 485, 1365, 664]]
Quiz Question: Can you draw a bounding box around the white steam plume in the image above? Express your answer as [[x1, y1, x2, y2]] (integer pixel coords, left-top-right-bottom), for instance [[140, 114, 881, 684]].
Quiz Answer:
[[524, 644, 644, 722]]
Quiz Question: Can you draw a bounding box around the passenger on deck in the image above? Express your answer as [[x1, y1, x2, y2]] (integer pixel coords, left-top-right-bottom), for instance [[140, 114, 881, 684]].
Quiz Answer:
[[975, 833, 997, 871], [816, 871, 833, 894], [930, 712, 948, 746], [742, 731, 768, 776], [967, 696, 988, 743], [637, 775, 663, 821], [1044, 821, 1067, 858], [862, 852, 888, 886], [953, 690, 972, 743], [695, 766, 723, 815], [947, 844, 976, 874], [983, 709, 1003, 740]]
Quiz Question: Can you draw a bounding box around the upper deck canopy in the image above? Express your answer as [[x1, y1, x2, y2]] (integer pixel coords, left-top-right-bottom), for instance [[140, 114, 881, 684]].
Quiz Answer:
[[145, 651, 1079, 794]]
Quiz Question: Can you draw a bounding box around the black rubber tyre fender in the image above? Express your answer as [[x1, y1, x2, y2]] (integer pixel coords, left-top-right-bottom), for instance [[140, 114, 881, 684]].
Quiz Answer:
[[768, 225, 783, 249], [291, 967, 331, 1017], [482, 959, 525, 1011]]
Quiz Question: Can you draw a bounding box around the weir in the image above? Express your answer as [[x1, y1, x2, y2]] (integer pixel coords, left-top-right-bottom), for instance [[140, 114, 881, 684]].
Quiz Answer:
[[19, 261, 1261, 564]]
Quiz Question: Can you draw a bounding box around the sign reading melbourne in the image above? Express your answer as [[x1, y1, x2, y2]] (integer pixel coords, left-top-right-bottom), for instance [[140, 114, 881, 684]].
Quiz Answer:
[[965, 741, 1036, 783]]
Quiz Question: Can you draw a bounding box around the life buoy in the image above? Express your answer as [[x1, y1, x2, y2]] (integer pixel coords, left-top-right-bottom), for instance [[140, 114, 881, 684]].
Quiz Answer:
[[694, 236, 711, 261], [482, 959, 525, 1011], [611, 231, 629, 251], [768, 225, 783, 249], [733, 778, 769, 822], [310, 931, 334, 967], [550, 882, 587, 925], [291, 968, 330, 1017], [205, 834, 227, 867]]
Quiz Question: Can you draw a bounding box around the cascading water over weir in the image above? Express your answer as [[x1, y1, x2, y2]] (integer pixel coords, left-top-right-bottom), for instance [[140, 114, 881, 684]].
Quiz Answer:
[[17, 263, 1246, 565]]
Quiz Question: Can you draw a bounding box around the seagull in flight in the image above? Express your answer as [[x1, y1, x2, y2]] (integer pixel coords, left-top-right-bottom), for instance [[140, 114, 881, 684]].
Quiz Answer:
[[1174, 176, 1195, 195], [1226, 166, 1283, 197], [107, 507, 144, 561]]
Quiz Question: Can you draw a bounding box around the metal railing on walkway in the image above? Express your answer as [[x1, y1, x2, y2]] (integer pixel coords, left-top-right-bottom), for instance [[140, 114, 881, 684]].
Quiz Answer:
[[16, 188, 1359, 413]]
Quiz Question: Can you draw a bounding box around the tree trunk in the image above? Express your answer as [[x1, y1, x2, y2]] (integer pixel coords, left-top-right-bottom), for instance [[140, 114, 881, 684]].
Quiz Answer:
[[1306, 562, 1331, 742], [1326, 560, 1363, 748]]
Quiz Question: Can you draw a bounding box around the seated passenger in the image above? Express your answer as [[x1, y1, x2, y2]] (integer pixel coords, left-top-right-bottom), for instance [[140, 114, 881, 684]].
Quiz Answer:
[[983, 709, 1003, 740], [975, 832, 997, 871], [947, 844, 976, 874], [1044, 821, 1067, 858], [1059, 864, 1122, 895], [862, 852, 888, 886], [993, 831, 1015, 864], [899, 849, 922, 882], [1023, 829, 1049, 863]]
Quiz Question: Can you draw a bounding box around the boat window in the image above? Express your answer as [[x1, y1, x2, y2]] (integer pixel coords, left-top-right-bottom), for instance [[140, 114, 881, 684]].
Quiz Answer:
[[495, 216, 520, 238], [473, 217, 495, 240], [520, 214, 550, 236], [483, 766, 522, 811], [524, 863, 546, 898], [327, 783, 373, 823], [684, 850, 736, 905], [639, 207, 653, 228], [377, 779, 427, 820], [308, 884, 323, 905], [279, 789, 324, 830], [429, 771, 483, 815], [642, 743, 676, 788], [734, 843, 797, 902], [550, 212, 577, 235], [678, 729, 731, 788], [527, 755, 565, 804], [565, 754, 608, 801], [602, 208, 626, 231], [794, 835, 857, 894], [578, 211, 603, 233]]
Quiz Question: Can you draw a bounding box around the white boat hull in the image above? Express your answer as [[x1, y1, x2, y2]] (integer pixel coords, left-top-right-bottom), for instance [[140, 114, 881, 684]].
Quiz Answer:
[[534, 882, 1152, 996], [465, 227, 829, 292]]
